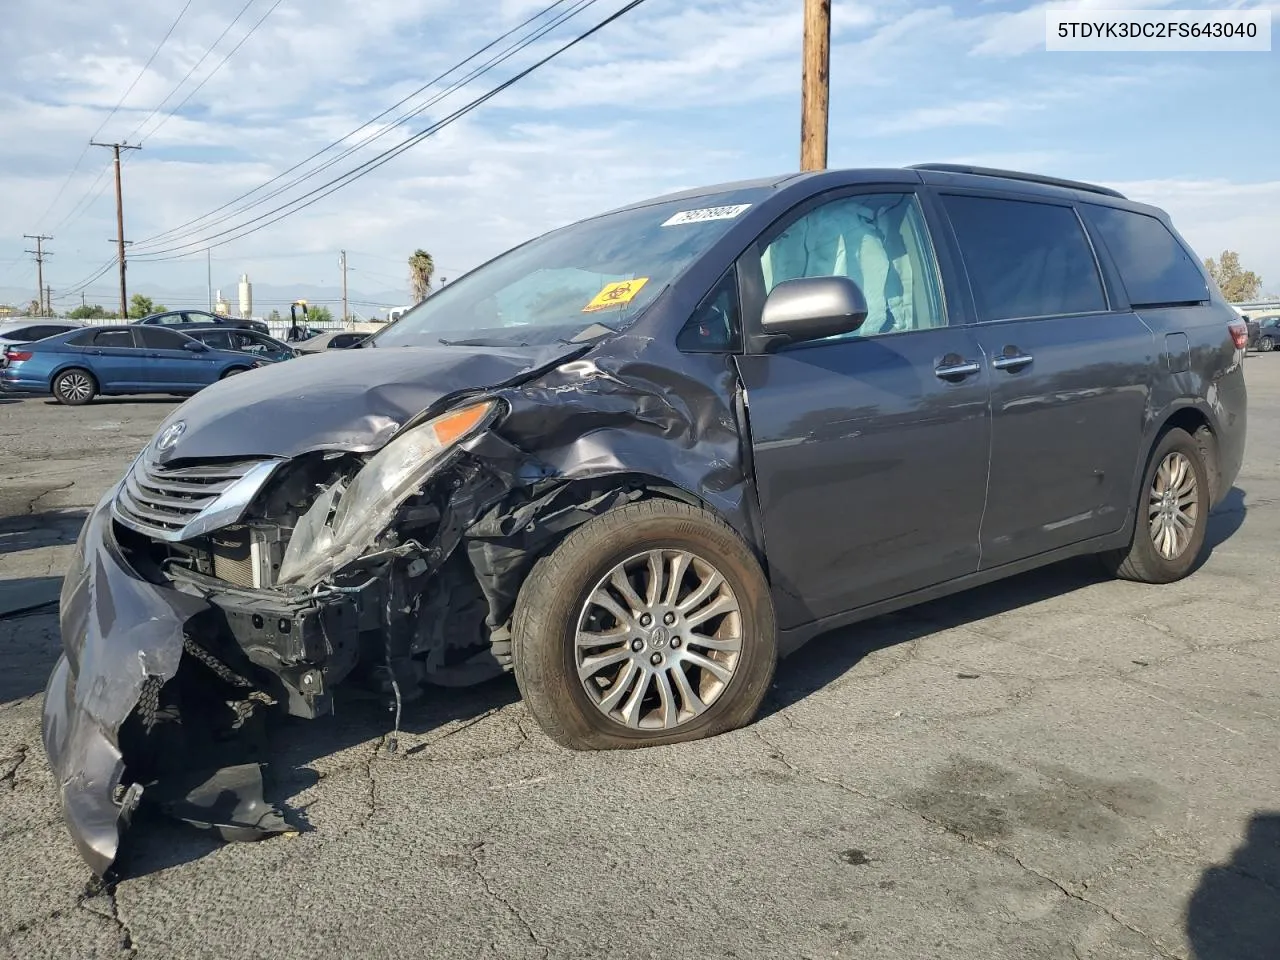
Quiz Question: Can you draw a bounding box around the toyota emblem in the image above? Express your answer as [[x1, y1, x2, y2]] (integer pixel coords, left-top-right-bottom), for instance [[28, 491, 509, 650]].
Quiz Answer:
[[154, 421, 187, 453]]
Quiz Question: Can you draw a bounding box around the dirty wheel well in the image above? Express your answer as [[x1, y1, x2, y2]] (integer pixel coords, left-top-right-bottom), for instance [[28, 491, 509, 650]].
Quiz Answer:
[[1157, 408, 1220, 504], [463, 476, 740, 661]]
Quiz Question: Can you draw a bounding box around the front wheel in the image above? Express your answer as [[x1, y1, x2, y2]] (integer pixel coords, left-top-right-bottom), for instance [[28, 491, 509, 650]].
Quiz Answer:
[[220, 366, 249, 379], [1100, 427, 1210, 583], [512, 499, 777, 751]]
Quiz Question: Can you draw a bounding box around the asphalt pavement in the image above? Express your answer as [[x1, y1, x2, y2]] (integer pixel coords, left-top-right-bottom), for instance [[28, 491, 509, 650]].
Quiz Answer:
[[1, 360, 1278, 960]]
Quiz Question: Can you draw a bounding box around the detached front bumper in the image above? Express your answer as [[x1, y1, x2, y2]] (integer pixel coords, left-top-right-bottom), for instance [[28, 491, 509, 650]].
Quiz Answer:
[[42, 490, 314, 876]]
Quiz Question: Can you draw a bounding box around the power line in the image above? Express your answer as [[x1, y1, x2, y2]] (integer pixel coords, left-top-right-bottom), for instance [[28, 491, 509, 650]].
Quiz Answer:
[[124, 0, 262, 144], [132, 0, 586, 251], [133, 0, 286, 145], [131, 0, 646, 260], [30, 1, 194, 232]]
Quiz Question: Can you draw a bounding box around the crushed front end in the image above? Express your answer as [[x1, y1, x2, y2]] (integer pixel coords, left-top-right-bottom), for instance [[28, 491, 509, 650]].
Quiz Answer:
[[43, 398, 528, 876]]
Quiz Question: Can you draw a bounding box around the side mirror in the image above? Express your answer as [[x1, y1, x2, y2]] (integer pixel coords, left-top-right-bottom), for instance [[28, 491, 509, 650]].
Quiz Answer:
[[760, 276, 868, 349], [183, 340, 208, 353]]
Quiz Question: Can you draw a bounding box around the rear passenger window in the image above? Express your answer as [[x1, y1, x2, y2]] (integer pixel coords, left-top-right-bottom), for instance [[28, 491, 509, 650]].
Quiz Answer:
[[5, 327, 35, 341], [94, 330, 136, 348], [1081, 205, 1209, 307], [943, 195, 1107, 322]]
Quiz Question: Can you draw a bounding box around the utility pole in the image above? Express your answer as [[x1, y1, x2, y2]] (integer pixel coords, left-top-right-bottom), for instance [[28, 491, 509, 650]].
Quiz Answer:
[[45, 284, 52, 317], [90, 141, 141, 319], [81, 292, 86, 309], [23, 234, 52, 317], [340, 250, 349, 324], [206, 249, 213, 312], [800, 0, 831, 171]]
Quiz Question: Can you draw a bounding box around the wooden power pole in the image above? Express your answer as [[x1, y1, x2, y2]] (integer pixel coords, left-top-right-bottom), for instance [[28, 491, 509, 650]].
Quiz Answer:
[[800, 0, 831, 171], [23, 234, 52, 317], [90, 141, 141, 318]]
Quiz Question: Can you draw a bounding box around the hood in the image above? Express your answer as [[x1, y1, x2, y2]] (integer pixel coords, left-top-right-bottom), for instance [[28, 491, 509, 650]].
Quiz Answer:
[[153, 342, 584, 462]]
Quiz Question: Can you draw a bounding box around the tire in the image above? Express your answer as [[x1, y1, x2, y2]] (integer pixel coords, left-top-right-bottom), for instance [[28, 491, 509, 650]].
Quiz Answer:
[[52, 368, 97, 406], [1100, 427, 1210, 583], [221, 366, 249, 379], [512, 498, 777, 751], [1261, 337, 1275, 353]]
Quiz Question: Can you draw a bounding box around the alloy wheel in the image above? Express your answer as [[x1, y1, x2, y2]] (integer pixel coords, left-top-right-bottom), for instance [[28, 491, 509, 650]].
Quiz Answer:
[[1148, 451, 1199, 560], [575, 549, 743, 731], [58, 373, 92, 403]]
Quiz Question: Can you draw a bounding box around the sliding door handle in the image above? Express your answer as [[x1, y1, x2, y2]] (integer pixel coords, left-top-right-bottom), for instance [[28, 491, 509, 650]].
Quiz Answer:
[[992, 352, 1034, 371], [934, 360, 981, 380]]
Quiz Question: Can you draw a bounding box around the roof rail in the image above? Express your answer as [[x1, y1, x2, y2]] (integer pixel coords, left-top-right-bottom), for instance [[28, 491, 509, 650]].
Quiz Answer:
[[910, 163, 1126, 200]]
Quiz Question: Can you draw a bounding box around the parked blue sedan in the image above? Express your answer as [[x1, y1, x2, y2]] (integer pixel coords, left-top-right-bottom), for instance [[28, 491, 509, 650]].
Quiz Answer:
[[0, 324, 281, 405]]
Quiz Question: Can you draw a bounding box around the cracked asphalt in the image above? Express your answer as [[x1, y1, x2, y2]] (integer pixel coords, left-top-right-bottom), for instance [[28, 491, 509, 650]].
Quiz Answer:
[[2, 362, 1278, 960]]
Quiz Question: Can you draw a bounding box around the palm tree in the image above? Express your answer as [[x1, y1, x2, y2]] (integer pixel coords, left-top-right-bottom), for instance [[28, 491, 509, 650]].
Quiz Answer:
[[409, 249, 435, 303]]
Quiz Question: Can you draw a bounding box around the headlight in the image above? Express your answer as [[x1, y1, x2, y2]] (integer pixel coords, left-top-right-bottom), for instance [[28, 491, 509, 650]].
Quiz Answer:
[[276, 399, 498, 585]]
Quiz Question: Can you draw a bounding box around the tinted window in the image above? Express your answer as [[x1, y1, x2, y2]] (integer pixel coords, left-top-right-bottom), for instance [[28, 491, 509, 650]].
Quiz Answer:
[[67, 330, 99, 346], [196, 330, 233, 350], [155, 313, 185, 325], [39, 325, 76, 338], [678, 269, 741, 352], [943, 195, 1107, 321], [332, 334, 364, 348], [758, 192, 945, 338], [1082, 204, 1208, 307], [94, 330, 136, 348], [3, 326, 36, 340], [137, 328, 191, 349]]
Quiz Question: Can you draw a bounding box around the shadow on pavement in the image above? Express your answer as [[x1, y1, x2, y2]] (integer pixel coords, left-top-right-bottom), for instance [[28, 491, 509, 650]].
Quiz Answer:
[[1187, 812, 1280, 960], [115, 675, 522, 878], [1204, 485, 1247, 552], [0, 577, 64, 704], [765, 485, 1248, 717], [42, 396, 182, 406], [0, 509, 88, 556]]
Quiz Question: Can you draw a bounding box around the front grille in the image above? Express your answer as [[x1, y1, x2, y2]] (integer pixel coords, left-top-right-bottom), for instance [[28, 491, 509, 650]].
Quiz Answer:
[[114, 454, 279, 542]]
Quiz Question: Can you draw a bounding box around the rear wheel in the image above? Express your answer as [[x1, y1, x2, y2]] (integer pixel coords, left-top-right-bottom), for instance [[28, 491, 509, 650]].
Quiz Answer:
[[512, 499, 776, 751], [52, 368, 97, 406], [1260, 336, 1275, 353], [1100, 427, 1209, 583]]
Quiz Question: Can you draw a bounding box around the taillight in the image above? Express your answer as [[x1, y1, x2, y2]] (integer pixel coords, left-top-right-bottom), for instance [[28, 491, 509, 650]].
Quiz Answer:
[[1228, 320, 1248, 350], [6, 350, 32, 362]]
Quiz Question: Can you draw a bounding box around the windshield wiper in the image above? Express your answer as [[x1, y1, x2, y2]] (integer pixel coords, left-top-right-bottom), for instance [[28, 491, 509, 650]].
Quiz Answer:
[[438, 337, 529, 347]]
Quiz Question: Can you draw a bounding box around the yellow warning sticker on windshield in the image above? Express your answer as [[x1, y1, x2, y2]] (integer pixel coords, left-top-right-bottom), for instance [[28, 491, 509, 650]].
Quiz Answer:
[[583, 277, 649, 313]]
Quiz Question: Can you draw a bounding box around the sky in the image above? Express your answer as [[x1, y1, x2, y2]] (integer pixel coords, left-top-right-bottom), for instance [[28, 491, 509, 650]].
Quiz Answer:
[[0, 0, 1277, 316]]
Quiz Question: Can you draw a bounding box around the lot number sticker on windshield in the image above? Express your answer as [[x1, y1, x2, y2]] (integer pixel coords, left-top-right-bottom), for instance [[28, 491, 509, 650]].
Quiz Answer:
[[661, 204, 752, 227], [583, 277, 649, 313]]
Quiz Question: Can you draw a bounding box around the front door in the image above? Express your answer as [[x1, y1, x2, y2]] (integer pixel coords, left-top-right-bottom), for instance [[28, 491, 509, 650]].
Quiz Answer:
[[939, 192, 1154, 567], [733, 190, 992, 630]]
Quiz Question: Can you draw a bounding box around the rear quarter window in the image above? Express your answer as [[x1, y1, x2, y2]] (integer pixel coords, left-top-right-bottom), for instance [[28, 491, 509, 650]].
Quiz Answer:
[[1082, 204, 1209, 307], [942, 195, 1107, 322]]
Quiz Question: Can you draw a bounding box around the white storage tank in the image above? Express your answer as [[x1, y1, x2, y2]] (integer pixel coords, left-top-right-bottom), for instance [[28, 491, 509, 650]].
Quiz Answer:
[[238, 274, 253, 319]]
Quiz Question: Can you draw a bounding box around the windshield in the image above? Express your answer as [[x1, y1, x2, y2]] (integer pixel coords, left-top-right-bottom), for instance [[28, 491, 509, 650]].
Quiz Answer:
[[369, 187, 769, 348]]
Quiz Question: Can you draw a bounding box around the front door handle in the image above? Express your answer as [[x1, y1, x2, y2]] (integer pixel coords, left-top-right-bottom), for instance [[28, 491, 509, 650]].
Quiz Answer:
[[934, 359, 981, 380], [992, 351, 1034, 371]]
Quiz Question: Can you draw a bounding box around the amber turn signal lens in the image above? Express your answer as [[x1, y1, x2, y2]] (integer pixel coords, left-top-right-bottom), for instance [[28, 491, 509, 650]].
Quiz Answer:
[[430, 401, 494, 446]]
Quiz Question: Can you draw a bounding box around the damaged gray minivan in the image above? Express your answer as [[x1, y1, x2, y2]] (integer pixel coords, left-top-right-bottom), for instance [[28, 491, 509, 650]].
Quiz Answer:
[[44, 164, 1248, 875]]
